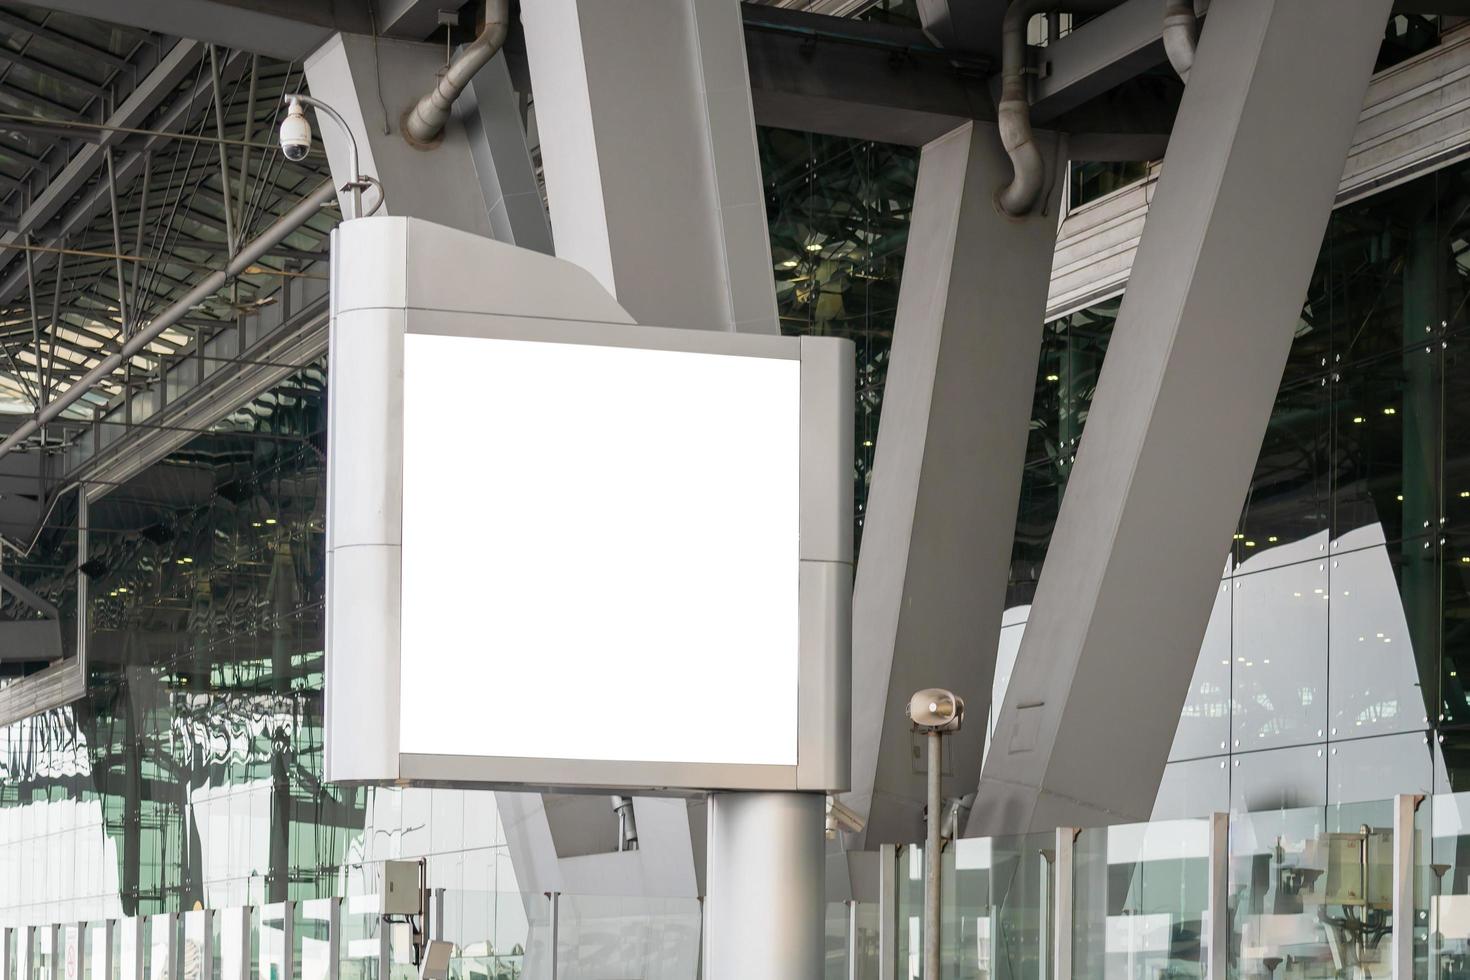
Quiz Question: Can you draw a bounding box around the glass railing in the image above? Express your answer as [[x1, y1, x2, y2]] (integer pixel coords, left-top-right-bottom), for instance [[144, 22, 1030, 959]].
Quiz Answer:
[[2, 795, 1464, 979]]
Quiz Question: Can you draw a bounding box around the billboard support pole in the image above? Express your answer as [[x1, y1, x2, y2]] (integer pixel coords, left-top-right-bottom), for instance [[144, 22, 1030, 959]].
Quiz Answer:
[[704, 791, 825, 980]]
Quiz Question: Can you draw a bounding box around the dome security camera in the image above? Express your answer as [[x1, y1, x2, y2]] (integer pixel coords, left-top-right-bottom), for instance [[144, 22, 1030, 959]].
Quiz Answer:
[[908, 688, 964, 733], [279, 98, 312, 162]]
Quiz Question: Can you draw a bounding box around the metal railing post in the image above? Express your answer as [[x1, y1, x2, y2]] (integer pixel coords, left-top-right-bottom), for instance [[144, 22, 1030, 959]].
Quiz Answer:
[[548, 891, 561, 980], [1394, 794, 1424, 980], [327, 898, 341, 980], [1207, 812, 1229, 980], [847, 900, 859, 980], [878, 843, 897, 980], [1054, 828, 1077, 980], [281, 901, 295, 980]]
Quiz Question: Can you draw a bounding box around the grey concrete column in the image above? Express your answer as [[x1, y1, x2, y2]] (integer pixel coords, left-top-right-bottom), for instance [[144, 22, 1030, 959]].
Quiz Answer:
[[846, 120, 1063, 847], [705, 792, 825, 980], [972, 0, 1393, 835], [520, 0, 779, 334], [303, 33, 548, 248]]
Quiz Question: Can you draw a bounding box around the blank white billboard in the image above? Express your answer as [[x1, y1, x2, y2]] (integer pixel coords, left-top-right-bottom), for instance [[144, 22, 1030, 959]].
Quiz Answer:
[[324, 216, 851, 792], [398, 334, 802, 766]]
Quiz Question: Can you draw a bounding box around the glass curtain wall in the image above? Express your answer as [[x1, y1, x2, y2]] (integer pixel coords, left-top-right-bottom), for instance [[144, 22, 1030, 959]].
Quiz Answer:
[[1003, 158, 1470, 814], [759, 126, 920, 551]]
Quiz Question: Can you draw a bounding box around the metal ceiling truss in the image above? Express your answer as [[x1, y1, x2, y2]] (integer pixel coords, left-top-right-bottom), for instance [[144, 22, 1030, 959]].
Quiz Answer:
[[0, 2, 334, 475]]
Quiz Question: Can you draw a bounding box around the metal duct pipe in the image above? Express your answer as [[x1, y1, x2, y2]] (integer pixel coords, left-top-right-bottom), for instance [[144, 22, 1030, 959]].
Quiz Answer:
[[1163, 0, 1198, 81], [404, 0, 511, 147], [0, 180, 336, 465], [996, 0, 1057, 217]]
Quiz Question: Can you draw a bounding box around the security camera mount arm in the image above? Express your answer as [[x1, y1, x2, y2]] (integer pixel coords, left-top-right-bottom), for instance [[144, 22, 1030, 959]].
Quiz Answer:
[[282, 94, 384, 220]]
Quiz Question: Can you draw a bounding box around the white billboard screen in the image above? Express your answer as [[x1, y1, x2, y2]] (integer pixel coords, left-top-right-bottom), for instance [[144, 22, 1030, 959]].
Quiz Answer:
[[397, 333, 803, 766]]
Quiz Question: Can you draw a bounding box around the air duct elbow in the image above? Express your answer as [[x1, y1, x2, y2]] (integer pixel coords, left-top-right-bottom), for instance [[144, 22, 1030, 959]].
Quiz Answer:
[[995, 0, 1054, 217], [1163, 0, 1198, 82], [404, 0, 511, 147]]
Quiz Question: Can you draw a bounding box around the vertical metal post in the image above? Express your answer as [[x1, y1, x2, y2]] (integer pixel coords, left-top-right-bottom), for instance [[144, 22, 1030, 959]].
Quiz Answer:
[[704, 793, 825, 980], [376, 912, 389, 980], [44, 247, 63, 414], [129, 153, 149, 321], [22, 232, 42, 408], [1207, 812, 1229, 980], [237, 54, 259, 224], [1039, 848, 1052, 980], [1393, 794, 1423, 980], [200, 909, 214, 980], [74, 921, 86, 980], [102, 919, 115, 980], [103, 149, 129, 336], [1054, 828, 1077, 980], [847, 900, 859, 980], [326, 899, 341, 980], [878, 843, 896, 980], [433, 889, 444, 941], [76, 488, 87, 673], [3, 927, 11, 980], [924, 731, 942, 980], [21, 926, 32, 980], [50, 924, 60, 980], [281, 901, 295, 980], [548, 892, 560, 980], [207, 45, 236, 255]]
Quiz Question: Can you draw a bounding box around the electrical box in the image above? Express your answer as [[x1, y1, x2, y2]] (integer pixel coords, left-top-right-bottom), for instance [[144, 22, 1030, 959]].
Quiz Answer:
[[383, 861, 422, 916]]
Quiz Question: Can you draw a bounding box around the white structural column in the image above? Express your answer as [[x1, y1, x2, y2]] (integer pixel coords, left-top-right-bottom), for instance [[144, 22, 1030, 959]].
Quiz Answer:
[[972, 0, 1393, 835], [705, 793, 825, 979], [520, 0, 779, 333], [303, 34, 548, 248], [846, 121, 1062, 847]]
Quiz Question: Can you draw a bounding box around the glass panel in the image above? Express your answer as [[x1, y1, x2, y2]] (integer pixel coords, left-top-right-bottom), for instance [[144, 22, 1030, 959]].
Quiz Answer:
[[825, 902, 848, 980], [555, 895, 701, 979], [991, 833, 1053, 980], [256, 905, 287, 980], [339, 895, 382, 980], [298, 901, 332, 980], [1072, 819, 1210, 980], [1329, 544, 1435, 738], [1331, 350, 1438, 547], [1231, 563, 1329, 751], [1237, 376, 1330, 572], [181, 912, 208, 980], [1171, 580, 1233, 762]]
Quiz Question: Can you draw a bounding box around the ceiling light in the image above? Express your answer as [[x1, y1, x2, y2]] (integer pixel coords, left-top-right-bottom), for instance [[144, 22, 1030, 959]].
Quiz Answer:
[[1352, 416, 1365, 424], [264, 518, 277, 525], [1045, 374, 1060, 382], [779, 259, 798, 269], [1384, 407, 1397, 415], [805, 242, 823, 252]]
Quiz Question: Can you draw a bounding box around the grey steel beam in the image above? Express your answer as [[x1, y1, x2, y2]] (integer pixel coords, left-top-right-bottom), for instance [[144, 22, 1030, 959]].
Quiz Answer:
[[972, 0, 1393, 835], [846, 120, 1062, 847], [1030, 0, 1179, 124], [743, 6, 993, 146], [376, 0, 464, 41], [19, 0, 368, 61], [522, 0, 779, 333]]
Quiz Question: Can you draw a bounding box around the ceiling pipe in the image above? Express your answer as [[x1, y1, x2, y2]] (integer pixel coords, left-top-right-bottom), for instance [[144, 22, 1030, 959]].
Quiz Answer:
[[403, 0, 511, 147], [0, 180, 336, 465], [1163, 0, 1198, 81], [996, 0, 1058, 217]]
